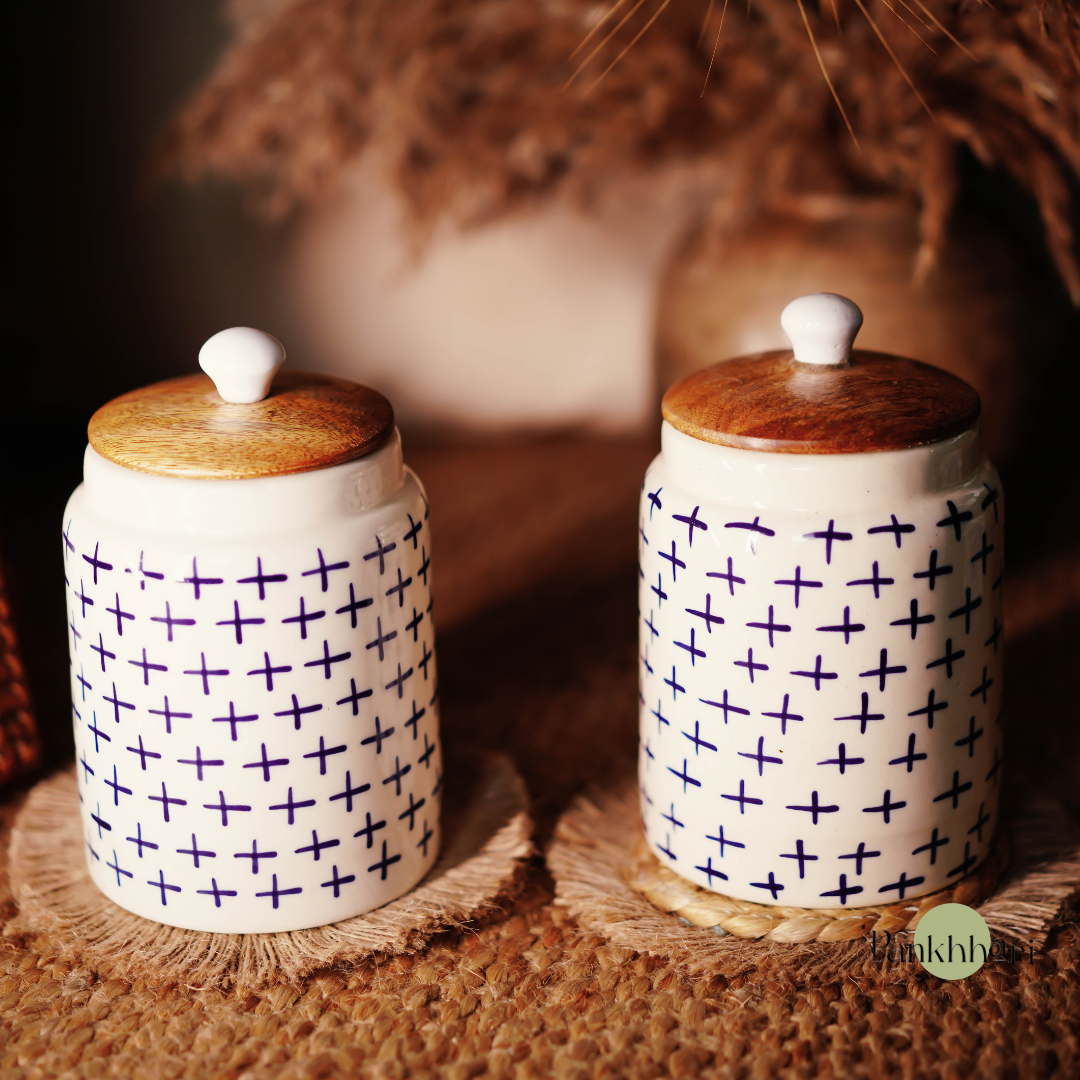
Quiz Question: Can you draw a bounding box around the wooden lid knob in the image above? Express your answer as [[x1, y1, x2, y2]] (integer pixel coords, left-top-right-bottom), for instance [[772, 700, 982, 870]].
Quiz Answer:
[[662, 295, 981, 454], [88, 332, 394, 479]]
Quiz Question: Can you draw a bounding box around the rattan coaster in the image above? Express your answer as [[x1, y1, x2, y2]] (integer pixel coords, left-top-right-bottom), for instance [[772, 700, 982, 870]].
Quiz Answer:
[[548, 779, 1080, 975], [625, 833, 1009, 943], [5, 751, 533, 989]]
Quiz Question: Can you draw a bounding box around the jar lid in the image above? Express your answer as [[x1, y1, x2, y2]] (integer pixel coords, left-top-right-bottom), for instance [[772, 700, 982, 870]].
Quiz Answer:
[[661, 294, 981, 454], [88, 328, 395, 479]]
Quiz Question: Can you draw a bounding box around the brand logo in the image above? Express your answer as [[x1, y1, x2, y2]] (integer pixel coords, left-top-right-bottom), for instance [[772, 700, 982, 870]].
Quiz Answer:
[[868, 903, 1036, 979]]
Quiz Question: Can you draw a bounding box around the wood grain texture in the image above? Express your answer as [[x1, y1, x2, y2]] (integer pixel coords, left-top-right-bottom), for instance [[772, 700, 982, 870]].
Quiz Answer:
[[88, 371, 394, 479], [662, 349, 981, 453]]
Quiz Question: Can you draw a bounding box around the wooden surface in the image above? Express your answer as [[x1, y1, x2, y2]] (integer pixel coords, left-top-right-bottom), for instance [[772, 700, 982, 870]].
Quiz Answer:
[[88, 370, 394, 479], [662, 349, 982, 454], [407, 436, 657, 633]]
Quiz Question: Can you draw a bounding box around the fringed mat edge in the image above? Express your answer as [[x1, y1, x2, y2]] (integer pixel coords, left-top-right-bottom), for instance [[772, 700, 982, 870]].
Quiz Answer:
[[5, 752, 534, 989]]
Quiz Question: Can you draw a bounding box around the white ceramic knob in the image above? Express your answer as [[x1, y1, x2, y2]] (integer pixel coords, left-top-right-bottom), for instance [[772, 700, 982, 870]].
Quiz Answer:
[[199, 327, 286, 404], [780, 293, 863, 366]]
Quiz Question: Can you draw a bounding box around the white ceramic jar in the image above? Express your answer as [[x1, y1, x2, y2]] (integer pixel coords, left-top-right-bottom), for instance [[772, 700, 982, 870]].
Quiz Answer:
[[64, 330, 441, 933], [639, 295, 1002, 909]]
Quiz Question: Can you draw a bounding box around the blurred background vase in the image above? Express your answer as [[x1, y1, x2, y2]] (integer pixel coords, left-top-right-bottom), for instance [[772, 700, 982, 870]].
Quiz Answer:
[[656, 195, 1065, 468], [290, 157, 698, 434]]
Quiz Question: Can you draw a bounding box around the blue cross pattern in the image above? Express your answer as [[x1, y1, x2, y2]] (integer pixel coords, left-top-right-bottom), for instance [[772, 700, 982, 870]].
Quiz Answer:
[[64, 484, 441, 928], [637, 469, 1003, 909]]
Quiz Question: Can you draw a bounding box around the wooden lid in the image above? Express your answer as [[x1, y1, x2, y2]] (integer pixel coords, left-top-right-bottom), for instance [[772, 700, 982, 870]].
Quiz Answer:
[[662, 293, 981, 454], [89, 370, 395, 479], [662, 350, 981, 454]]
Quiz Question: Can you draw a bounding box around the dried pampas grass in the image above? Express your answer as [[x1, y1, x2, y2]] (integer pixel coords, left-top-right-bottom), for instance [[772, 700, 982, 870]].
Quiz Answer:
[[164, 0, 1080, 298]]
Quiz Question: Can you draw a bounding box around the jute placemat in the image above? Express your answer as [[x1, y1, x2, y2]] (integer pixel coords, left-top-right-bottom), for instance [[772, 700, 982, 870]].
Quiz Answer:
[[5, 752, 533, 990], [549, 780, 1080, 976]]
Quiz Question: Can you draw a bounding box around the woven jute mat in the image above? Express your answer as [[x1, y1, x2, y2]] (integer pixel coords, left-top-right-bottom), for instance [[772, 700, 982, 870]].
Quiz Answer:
[[5, 752, 533, 990], [548, 780, 1080, 978], [3, 562, 1080, 1078]]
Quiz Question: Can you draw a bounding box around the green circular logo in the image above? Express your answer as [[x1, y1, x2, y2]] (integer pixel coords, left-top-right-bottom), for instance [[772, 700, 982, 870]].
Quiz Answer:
[[914, 903, 991, 980]]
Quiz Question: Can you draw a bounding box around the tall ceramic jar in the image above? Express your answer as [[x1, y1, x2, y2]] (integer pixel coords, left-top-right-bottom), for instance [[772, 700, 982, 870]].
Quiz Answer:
[[64, 328, 441, 933], [639, 295, 1003, 908]]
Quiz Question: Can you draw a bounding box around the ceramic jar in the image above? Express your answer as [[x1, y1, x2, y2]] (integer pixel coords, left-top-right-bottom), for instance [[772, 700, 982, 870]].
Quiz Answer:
[[638, 295, 1003, 908], [64, 329, 441, 933]]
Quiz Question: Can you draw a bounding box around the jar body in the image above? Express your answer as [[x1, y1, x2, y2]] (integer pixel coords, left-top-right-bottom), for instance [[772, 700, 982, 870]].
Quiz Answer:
[[638, 423, 1002, 908], [64, 432, 441, 933]]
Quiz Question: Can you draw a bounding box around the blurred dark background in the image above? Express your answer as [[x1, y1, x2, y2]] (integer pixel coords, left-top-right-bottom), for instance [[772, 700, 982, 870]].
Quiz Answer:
[[4, 3, 307, 767], [4, 2, 1080, 778]]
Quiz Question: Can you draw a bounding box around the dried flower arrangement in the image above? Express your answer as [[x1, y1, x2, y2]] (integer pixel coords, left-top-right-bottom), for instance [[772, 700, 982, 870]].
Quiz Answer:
[[165, 0, 1080, 298]]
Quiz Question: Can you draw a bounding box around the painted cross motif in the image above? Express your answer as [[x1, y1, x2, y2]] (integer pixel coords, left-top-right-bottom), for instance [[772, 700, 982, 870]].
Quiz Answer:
[[761, 694, 802, 736], [296, 831, 340, 860], [83, 542, 113, 585], [860, 649, 907, 692], [673, 506, 709, 546], [746, 606, 791, 647], [820, 874, 862, 905], [835, 693, 885, 734], [659, 541, 686, 581], [738, 736, 782, 776], [402, 515, 423, 548], [699, 689, 749, 724], [685, 594, 724, 632], [818, 743, 864, 774], [707, 558, 745, 596], [780, 840, 817, 878], [838, 842, 880, 875], [336, 584, 373, 628], [862, 790, 906, 824], [867, 515, 915, 548], [726, 516, 775, 537], [949, 588, 982, 634], [914, 550, 953, 590], [774, 566, 822, 608], [151, 602, 195, 642], [303, 736, 345, 775], [891, 599, 934, 640], [847, 562, 894, 599], [182, 558, 224, 600], [804, 520, 852, 564], [673, 628, 707, 666], [816, 604, 868, 643], [937, 500, 973, 541], [786, 791, 839, 824], [302, 549, 350, 593], [268, 787, 316, 825], [889, 733, 927, 772], [362, 536, 396, 575], [791, 655, 837, 691], [237, 557, 289, 600], [282, 597, 325, 640]]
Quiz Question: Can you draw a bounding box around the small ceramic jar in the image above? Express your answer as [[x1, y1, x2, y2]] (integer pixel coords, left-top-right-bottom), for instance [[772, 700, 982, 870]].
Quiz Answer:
[[64, 329, 441, 933], [639, 295, 1002, 908]]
